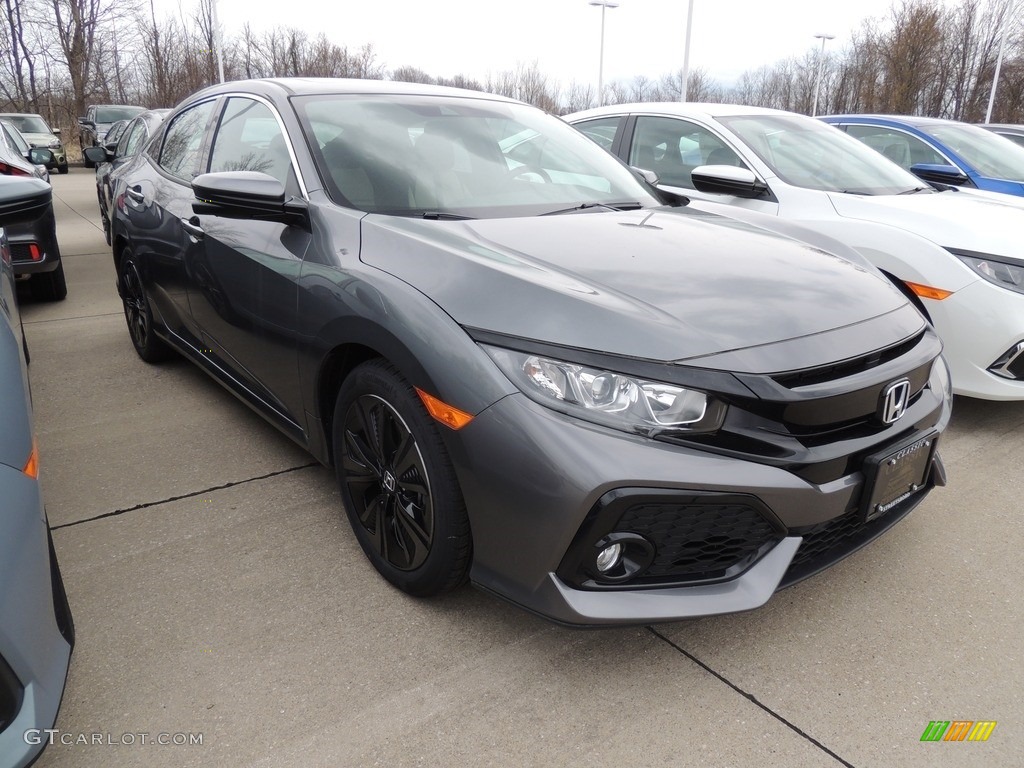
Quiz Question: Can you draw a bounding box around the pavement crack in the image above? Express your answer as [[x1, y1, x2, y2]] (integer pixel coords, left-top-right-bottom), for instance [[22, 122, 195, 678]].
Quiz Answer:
[[50, 462, 320, 531], [647, 626, 856, 768]]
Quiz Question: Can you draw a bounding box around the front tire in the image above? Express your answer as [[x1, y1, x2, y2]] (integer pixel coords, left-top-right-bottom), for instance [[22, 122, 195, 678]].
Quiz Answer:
[[333, 360, 471, 597], [119, 250, 173, 362], [57, 163, 69, 175]]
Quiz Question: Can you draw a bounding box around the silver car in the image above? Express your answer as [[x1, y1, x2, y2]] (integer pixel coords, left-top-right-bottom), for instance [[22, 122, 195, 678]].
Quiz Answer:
[[0, 176, 74, 767]]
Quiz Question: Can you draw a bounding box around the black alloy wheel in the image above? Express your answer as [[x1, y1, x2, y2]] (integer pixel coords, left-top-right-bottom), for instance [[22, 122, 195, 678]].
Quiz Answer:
[[334, 360, 471, 596], [120, 250, 172, 362]]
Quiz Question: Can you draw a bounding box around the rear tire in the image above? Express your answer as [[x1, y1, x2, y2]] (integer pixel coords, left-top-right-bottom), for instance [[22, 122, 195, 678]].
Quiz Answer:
[[31, 261, 67, 302], [119, 249, 173, 362], [333, 360, 471, 597]]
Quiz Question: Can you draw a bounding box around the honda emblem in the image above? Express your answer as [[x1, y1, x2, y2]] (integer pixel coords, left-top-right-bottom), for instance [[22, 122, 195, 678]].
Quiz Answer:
[[880, 379, 911, 424]]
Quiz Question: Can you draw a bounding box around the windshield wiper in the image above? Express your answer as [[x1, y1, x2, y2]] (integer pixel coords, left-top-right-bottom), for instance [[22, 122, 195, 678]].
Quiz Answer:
[[420, 211, 475, 220], [540, 201, 645, 216], [898, 187, 932, 195]]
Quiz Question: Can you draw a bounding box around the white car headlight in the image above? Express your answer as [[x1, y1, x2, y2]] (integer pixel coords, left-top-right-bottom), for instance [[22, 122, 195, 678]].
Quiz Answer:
[[484, 345, 726, 435], [953, 250, 1024, 296], [47, 139, 61, 149]]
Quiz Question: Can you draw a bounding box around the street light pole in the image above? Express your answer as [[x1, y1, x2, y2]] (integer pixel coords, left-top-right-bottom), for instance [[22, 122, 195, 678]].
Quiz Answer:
[[211, 0, 226, 84], [680, 0, 694, 101], [589, 1, 619, 106], [811, 33, 835, 117], [985, 2, 1013, 124]]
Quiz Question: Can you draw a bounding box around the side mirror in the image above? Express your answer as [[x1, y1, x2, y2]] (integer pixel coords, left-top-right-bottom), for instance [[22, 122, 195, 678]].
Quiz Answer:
[[909, 163, 971, 187], [691, 165, 770, 199], [630, 165, 688, 207], [192, 171, 309, 229], [83, 146, 109, 164], [52, 128, 61, 136], [0, 177, 52, 227], [28, 148, 54, 166], [78, 116, 89, 125]]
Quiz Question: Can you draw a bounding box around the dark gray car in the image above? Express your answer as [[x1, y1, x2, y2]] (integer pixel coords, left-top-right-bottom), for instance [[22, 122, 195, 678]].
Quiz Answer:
[[109, 79, 951, 626], [0, 176, 74, 766]]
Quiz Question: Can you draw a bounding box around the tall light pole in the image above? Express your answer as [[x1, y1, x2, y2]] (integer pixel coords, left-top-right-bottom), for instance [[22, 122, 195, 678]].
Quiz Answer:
[[985, 1, 1015, 123], [589, 1, 619, 106], [811, 33, 835, 117], [680, 0, 694, 101], [211, 0, 225, 84]]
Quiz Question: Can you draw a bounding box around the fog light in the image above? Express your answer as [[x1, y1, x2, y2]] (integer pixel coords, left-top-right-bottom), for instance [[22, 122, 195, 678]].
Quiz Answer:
[[595, 543, 622, 573]]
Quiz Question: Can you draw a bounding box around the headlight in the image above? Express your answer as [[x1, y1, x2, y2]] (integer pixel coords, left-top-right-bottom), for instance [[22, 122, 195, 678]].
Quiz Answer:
[[954, 250, 1024, 296], [484, 345, 726, 436], [48, 140, 61, 149]]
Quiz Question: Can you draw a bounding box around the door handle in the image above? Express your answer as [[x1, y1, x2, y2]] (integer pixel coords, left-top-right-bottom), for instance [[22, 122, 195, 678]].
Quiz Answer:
[[180, 216, 205, 240], [125, 186, 145, 203]]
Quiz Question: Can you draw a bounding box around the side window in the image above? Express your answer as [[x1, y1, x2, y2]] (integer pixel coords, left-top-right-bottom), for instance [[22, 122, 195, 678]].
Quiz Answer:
[[209, 97, 294, 191], [629, 116, 746, 189], [574, 117, 621, 151], [844, 125, 947, 169], [120, 122, 146, 157], [115, 121, 136, 157], [159, 100, 216, 180]]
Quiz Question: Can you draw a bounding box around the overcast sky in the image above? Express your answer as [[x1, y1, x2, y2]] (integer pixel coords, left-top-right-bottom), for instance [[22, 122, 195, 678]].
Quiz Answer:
[[193, 0, 952, 88]]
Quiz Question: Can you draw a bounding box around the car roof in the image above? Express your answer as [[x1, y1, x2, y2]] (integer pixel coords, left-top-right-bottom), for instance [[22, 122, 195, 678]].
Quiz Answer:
[[567, 102, 793, 121], [177, 77, 521, 107], [0, 112, 45, 118], [822, 114, 963, 128]]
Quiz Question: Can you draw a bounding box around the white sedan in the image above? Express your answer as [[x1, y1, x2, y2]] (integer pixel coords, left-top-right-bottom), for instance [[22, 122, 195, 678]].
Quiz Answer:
[[566, 103, 1024, 400]]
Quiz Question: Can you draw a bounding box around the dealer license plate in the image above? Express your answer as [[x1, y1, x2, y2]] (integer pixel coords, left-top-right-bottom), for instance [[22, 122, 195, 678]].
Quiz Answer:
[[861, 433, 937, 522]]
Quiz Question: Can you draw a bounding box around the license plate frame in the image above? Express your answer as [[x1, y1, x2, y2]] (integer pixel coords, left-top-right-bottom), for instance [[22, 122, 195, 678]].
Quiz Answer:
[[861, 433, 938, 522]]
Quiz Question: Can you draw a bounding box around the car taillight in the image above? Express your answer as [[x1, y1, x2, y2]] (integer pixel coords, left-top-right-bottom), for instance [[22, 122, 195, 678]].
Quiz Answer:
[[28, 243, 42, 261], [0, 161, 31, 176]]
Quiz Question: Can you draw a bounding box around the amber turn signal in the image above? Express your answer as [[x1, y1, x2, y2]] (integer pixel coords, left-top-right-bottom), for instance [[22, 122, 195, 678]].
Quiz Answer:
[[22, 438, 39, 479], [415, 388, 474, 430], [905, 281, 953, 301]]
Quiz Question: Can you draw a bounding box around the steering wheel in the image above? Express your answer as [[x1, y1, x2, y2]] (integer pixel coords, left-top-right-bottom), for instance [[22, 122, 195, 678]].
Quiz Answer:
[[507, 164, 551, 183]]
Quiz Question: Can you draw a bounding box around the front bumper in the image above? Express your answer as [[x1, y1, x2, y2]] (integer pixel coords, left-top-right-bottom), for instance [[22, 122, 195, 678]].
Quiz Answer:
[[0, 466, 72, 767], [451, 356, 950, 626], [927, 278, 1024, 400]]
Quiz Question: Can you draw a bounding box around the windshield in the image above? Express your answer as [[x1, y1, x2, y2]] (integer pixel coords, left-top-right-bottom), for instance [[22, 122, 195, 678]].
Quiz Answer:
[[96, 106, 145, 123], [927, 123, 1024, 181], [717, 114, 926, 195], [3, 115, 51, 134], [293, 94, 657, 217]]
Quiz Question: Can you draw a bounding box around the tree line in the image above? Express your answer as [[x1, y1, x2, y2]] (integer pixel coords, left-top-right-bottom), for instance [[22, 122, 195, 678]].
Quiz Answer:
[[1, 0, 1021, 159]]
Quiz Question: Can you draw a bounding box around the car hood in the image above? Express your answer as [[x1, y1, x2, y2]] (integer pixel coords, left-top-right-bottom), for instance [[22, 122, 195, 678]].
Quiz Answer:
[[827, 190, 1024, 256], [360, 206, 913, 369], [20, 132, 60, 147]]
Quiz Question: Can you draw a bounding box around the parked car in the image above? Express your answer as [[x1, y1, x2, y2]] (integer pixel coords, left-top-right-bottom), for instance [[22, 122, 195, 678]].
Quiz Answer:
[[821, 114, 1024, 198], [84, 109, 169, 244], [567, 102, 1024, 401], [0, 119, 49, 182], [0, 131, 65, 302], [78, 104, 146, 167], [98, 118, 130, 154], [0, 175, 74, 768], [0, 114, 67, 174], [980, 123, 1024, 149], [110, 79, 950, 626]]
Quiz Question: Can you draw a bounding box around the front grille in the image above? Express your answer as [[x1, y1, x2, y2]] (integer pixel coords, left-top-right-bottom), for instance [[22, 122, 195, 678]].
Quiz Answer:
[[780, 484, 928, 589], [772, 331, 926, 389], [613, 502, 781, 583], [0, 654, 23, 733]]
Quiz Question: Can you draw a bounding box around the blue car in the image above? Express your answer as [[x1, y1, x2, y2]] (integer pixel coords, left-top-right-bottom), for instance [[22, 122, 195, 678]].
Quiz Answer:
[[822, 114, 1024, 198], [0, 176, 74, 768]]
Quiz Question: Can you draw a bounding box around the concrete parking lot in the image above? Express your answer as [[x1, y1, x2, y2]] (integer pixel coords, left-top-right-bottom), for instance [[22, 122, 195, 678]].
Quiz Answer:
[[24, 168, 1023, 767]]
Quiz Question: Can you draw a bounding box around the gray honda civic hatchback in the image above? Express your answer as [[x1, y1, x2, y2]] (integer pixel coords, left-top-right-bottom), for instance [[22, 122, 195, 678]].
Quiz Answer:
[[109, 79, 950, 626]]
